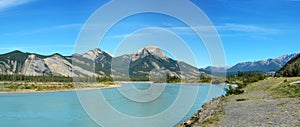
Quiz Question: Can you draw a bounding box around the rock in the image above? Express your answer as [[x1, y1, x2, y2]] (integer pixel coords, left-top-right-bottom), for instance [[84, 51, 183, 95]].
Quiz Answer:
[[22, 55, 51, 76]]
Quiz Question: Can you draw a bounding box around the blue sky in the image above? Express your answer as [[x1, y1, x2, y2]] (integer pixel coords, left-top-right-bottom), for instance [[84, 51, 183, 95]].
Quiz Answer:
[[0, 0, 299, 68]]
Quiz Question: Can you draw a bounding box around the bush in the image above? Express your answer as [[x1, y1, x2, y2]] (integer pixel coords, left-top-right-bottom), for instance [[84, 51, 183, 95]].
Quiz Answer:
[[236, 98, 248, 101], [225, 85, 244, 95], [226, 72, 266, 94]]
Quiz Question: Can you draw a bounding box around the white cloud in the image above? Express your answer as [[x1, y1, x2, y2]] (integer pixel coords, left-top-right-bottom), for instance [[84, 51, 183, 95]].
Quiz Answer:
[[28, 23, 82, 34], [170, 24, 279, 34], [0, 0, 35, 11], [100, 23, 280, 40], [217, 23, 279, 34], [167, 23, 280, 39], [171, 25, 214, 32]]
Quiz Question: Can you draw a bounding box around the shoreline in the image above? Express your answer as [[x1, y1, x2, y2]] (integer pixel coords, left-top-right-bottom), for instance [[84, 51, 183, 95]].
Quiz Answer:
[[0, 81, 225, 94], [178, 96, 224, 127], [0, 83, 119, 94]]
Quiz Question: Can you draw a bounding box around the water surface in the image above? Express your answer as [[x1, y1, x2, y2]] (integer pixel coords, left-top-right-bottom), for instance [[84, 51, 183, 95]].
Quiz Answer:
[[0, 83, 226, 127]]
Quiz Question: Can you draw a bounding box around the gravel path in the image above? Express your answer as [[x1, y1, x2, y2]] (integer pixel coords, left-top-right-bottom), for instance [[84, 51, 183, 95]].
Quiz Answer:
[[218, 97, 300, 126]]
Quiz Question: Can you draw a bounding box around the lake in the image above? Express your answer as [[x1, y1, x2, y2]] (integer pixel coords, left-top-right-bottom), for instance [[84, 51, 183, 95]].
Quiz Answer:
[[0, 83, 226, 127]]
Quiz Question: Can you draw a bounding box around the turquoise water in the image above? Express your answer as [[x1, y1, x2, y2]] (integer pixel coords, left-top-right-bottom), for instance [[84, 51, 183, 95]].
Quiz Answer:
[[0, 83, 226, 127]]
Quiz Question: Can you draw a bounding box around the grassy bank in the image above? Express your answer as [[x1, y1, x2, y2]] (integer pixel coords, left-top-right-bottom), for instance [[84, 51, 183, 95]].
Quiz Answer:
[[271, 78, 300, 98], [0, 81, 117, 93], [182, 77, 300, 126]]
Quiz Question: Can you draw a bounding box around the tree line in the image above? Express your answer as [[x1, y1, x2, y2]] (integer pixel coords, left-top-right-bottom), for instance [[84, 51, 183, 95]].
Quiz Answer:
[[0, 74, 73, 82]]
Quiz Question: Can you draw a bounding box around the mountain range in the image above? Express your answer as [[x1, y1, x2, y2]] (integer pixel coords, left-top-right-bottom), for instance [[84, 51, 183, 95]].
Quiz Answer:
[[0, 46, 298, 79], [201, 53, 297, 73], [0, 46, 204, 80]]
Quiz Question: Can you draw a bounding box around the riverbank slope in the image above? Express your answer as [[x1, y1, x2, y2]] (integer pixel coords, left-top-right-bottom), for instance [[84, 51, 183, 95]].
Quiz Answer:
[[181, 77, 300, 126]]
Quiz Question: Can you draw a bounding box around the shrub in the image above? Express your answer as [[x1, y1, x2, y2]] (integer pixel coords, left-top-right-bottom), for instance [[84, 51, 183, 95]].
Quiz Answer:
[[236, 98, 248, 101], [225, 85, 244, 95]]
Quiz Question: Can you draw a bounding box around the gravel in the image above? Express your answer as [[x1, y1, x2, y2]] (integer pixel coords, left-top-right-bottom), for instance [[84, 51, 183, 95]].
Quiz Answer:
[[218, 98, 300, 126]]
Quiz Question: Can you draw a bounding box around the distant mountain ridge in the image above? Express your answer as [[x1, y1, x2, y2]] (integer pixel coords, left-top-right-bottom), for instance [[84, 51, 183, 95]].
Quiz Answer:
[[0, 46, 204, 80], [228, 54, 297, 72], [200, 66, 229, 73], [201, 53, 297, 73]]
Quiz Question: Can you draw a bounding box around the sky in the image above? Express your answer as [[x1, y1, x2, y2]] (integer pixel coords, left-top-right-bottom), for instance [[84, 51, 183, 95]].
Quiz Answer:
[[0, 0, 299, 68]]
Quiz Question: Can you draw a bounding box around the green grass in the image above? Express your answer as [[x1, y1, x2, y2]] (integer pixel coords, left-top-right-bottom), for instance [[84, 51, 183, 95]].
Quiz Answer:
[[202, 115, 220, 124], [201, 100, 225, 126], [0, 82, 74, 92], [277, 102, 287, 107], [0, 81, 119, 93], [296, 122, 300, 126], [272, 79, 300, 98]]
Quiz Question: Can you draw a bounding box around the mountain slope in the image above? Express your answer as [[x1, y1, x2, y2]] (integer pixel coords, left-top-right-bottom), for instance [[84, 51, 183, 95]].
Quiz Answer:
[[0, 51, 53, 76], [71, 48, 112, 77], [44, 54, 73, 77], [0, 50, 29, 74], [22, 54, 52, 76], [275, 54, 300, 77]]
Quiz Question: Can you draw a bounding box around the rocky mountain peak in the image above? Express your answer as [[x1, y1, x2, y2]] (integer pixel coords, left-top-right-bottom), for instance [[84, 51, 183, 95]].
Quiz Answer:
[[82, 48, 107, 60], [132, 46, 166, 61], [144, 46, 165, 58], [50, 53, 63, 57], [92, 48, 102, 53]]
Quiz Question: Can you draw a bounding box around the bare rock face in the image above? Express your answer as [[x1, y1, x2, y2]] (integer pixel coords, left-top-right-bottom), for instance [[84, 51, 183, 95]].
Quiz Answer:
[[44, 54, 73, 77], [22, 55, 51, 76], [145, 46, 166, 58], [0, 61, 8, 74], [0, 61, 13, 74]]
